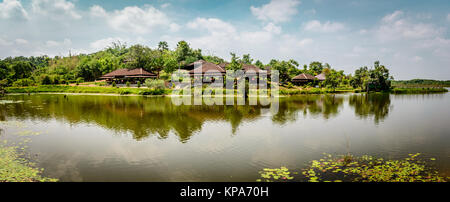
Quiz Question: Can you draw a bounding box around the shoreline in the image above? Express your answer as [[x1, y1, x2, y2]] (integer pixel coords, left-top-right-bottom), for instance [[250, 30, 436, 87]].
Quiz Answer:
[[4, 85, 448, 97]]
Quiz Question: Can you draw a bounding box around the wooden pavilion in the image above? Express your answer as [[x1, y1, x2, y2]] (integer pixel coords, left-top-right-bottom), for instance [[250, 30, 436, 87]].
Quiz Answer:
[[292, 73, 316, 84], [99, 68, 157, 84]]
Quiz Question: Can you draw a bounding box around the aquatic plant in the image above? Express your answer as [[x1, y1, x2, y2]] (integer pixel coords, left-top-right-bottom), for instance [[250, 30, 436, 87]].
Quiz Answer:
[[256, 167, 294, 182], [0, 144, 58, 182], [256, 154, 447, 182], [302, 153, 447, 182]]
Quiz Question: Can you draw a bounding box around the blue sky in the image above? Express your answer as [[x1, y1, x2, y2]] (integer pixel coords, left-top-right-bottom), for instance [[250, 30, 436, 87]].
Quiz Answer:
[[0, 0, 449, 79]]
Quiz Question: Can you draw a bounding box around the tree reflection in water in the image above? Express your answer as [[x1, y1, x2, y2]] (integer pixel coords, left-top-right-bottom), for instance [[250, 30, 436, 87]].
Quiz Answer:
[[348, 93, 391, 124], [0, 93, 391, 142]]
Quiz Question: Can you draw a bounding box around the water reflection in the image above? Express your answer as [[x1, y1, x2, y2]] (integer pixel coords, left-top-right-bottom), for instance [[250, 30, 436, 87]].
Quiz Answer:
[[274, 95, 344, 124], [0, 93, 392, 142], [348, 93, 391, 124]]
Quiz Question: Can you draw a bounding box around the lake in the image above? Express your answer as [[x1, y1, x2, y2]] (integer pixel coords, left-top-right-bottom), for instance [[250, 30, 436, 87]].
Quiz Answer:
[[0, 92, 449, 181]]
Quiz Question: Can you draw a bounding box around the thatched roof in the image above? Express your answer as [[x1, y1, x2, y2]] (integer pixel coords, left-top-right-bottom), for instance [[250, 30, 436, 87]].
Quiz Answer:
[[292, 73, 315, 81], [217, 63, 268, 75], [189, 60, 226, 76], [100, 68, 157, 79], [315, 73, 326, 81]]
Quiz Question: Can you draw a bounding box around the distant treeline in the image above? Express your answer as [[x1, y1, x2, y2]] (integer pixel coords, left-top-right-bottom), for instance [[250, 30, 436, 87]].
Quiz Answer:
[[392, 79, 450, 87]]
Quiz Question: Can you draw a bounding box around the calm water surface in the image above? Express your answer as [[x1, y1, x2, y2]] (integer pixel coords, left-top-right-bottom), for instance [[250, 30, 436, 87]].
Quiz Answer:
[[0, 92, 449, 181]]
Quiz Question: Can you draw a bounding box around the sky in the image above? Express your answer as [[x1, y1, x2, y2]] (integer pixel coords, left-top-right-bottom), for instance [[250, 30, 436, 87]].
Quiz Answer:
[[0, 0, 449, 80]]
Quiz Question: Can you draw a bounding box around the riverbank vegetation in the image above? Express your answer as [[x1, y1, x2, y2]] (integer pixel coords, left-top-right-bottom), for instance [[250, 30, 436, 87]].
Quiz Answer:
[[0, 144, 58, 182], [393, 79, 450, 88], [5, 85, 171, 95], [0, 40, 447, 97], [257, 153, 447, 182], [391, 87, 448, 94]]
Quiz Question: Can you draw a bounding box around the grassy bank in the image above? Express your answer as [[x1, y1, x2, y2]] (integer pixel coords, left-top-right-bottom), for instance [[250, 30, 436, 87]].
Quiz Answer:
[[5, 85, 448, 96], [0, 145, 58, 182], [391, 87, 448, 94], [6, 85, 171, 95], [279, 88, 356, 95]]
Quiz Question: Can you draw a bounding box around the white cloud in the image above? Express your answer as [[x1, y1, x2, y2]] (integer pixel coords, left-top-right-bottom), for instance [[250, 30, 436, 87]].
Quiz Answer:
[[46, 38, 72, 47], [0, 37, 13, 46], [187, 18, 236, 36], [90, 5, 173, 34], [0, 0, 29, 19], [185, 18, 312, 62], [297, 38, 313, 47], [412, 56, 423, 62], [382, 10, 403, 23], [89, 5, 107, 17], [15, 38, 28, 45], [263, 23, 282, 34], [377, 11, 442, 41], [90, 37, 124, 51], [304, 20, 345, 32], [250, 0, 300, 23], [169, 23, 181, 32], [32, 0, 81, 19]]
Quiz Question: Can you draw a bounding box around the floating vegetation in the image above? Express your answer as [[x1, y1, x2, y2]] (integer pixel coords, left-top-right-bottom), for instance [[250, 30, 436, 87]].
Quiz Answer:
[[256, 167, 295, 182], [302, 153, 447, 182], [257, 154, 448, 182], [0, 121, 45, 137], [0, 142, 58, 182], [15, 130, 43, 136]]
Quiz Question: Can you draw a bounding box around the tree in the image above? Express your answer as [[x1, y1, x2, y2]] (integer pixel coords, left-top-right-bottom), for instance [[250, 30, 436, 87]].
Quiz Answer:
[[10, 61, 33, 80], [368, 61, 392, 91], [254, 60, 264, 69], [324, 69, 340, 91], [270, 59, 299, 84], [242, 54, 253, 64], [227, 53, 242, 71], [174, 41, 202, 65], [203, 55, 225, 64], [350, 66, 369, 90], [309, 61, 323, 75], [158, 41, 169, 52], [161, 51, 179, 73], [125, 44, 153, 70], [0, 61, 9, 81]]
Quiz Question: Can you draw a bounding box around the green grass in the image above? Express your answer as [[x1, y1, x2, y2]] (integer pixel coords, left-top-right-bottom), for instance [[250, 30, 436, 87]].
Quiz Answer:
[[6, 85, 448, 96], [391, 87, 448, 94], [0, 145, 58, 182], [279, 88, 356, 95], [6, 85, 171, 95]]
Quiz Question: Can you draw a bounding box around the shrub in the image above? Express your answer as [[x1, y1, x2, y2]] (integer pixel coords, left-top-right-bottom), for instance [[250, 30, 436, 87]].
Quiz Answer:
[[52, 75, 60, 85], [145, 79, 165, 90], [12, 78, 35, 87], [41, 75, 52, 85], [137, 81, 141, 88], [76, 77, 84, 84], [139, 89, 166, 95], [126, 81, 130, 87], [112, 81, 116, 87]]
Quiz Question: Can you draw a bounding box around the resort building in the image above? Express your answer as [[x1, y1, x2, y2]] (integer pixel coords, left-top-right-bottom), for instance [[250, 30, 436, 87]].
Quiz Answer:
[[292, 73, 316, 84], [99, 68, 157, 84], [315, 73, 326, 82]]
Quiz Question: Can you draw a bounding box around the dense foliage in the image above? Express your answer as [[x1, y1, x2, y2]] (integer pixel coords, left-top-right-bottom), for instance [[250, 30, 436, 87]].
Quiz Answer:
[[0, 40, 437, 93], [392, 79, 450, 87]]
